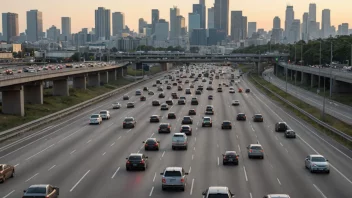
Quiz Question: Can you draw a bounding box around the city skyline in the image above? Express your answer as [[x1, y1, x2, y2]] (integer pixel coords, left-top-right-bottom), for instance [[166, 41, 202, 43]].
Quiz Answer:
[[0, 0, 351, 34]]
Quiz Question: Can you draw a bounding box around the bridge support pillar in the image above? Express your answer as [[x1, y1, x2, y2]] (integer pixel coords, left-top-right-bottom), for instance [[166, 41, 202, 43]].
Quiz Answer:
[[301, 72, 309, 85], [53, 78, 69, 96], [290, 70, 293, 81], [160, 63, 168, 71], [100, 71, 109, 84], [311, 74, 318, 88], [24, 82, 43, 104], [1, 85, 24, 116], [73, 75, 87, 89], [88, 73, 100, 87], [254, 62, 264, 74], [109, 69, 117, 81], [117, 68, 123, 77]]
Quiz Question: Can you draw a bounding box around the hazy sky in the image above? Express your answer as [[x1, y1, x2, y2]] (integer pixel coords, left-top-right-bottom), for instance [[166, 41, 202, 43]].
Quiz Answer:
[[0, 0, 350, 33]]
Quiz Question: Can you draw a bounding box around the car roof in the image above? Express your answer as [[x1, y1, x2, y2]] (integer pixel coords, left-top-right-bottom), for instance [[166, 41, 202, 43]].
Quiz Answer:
[[277, 122, 287, 124], [225, 151, 237, 154], [165, 167, 183, 172], [208, 186, 229, 194], [129, 153, 143, 157], [310, 154, 324, 158], [124, 117, 134, 119], [249, 144, 262, 147], [174, 133, 186, 136], [28, 184, 49, 188], [222, 120, 231, 123], [181, 125, 191, 127], [146, 138, 156, 141], [203, 117, 211, 119], [255, 114, 262, 116], [267, 194, 290, 198]]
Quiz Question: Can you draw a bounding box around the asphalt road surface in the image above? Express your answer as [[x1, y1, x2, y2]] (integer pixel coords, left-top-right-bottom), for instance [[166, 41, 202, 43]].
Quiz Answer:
[[0, 66, 351, 198], [263, 68, 352, 125]]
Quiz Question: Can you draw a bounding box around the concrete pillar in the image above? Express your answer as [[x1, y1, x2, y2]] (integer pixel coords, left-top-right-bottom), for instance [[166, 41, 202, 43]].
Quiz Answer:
[[100, 71, 109, 84], [161, 63, 167, 71], [73, 76, 87, 89], [311, 74, 318, 88], [290, 69, 293, 81], [24, 83, 43, 104], [109, 69, 117, 81], [53, 78, 69, 96], [88, 73, 100, 87], [301, 72, 306, 84], [1, 85, 24, 116]]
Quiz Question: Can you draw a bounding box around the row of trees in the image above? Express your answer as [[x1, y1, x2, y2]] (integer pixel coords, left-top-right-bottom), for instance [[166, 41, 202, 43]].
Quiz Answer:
[[135, 45, 185, 52], [232, 35, 352, 65]]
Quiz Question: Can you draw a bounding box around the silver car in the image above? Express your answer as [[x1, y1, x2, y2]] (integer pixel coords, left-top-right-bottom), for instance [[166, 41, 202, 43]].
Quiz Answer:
[[161, 167, 188, 191], [202, 186, 234, 198], [264, 194, 290, 198], [305, 154, 330, 173], [112, 102, 121, 109], [247, 144, 264, 159], [99, 110, 110, 120], [23, 184, 59, 198]]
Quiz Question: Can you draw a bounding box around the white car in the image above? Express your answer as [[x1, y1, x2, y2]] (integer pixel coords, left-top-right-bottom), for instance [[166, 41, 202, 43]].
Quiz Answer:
[[112, 102, 121, 109], [232, 100, 240, 106], [89, 114, 102, 125], [229, 87, 235, 93], [305, 154, 330, 173], [99, 110, 111, 120]]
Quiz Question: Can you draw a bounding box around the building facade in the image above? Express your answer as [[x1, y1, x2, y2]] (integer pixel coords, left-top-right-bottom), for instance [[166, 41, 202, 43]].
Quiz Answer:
[[26, 10, 43, 42], [61, 17, 71, 41], [95, 7, 111, 40], [112, 12, 124, 37], [2, 12, 19, 43], [214, 0, 229, 35]]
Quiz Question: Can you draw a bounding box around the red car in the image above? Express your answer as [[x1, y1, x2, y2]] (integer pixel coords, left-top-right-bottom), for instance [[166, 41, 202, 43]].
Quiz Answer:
[[238, 88, 243, 93], [140, 96, 146, 101]]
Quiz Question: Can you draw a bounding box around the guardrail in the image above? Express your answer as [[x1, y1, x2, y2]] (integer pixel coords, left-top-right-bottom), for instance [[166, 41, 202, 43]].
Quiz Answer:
[[249, 72, 352, 143], [0, 70, 169, 142]]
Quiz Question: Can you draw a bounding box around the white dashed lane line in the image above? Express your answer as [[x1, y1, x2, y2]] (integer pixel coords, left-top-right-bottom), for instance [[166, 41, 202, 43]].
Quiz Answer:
[[2, 190, 15, 198], [70, 170, 90, 192], [25, 173, 39, 182], [111, 167, 120, 179], [48, 165, 56, 171]]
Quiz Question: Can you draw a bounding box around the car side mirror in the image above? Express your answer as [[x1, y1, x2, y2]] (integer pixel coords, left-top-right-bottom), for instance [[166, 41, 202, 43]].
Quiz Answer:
[[326, 159, 329, 161], [160, 173, 164, 175], [202, 191, 206, 195], [185, 172, 189, 175], [145, 156, 148, 158], [263, 196, 268, 198], [23, 190, 26, 193]]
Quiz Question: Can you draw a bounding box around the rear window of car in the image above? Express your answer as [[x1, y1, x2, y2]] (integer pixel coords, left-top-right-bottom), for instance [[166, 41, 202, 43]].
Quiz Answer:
[[91, 115, 99, 118], [129, 156, 142, 160], [160, 124, 169, 128], [255, 115, 262, 118], [146, 139, 155, 144], [26, 187, 47, 194], [223, 122, 231, 125], [164, 171, 182, 177], [183, 117, 191, 120], [204, 118, 211, 121], [251, 146, 262, 150], [100, 111, 107, 114], [182, 126, 190, 130], [207, 194, 229, 198], [151, 116, 159, 119], [125, 118, 133, 122]]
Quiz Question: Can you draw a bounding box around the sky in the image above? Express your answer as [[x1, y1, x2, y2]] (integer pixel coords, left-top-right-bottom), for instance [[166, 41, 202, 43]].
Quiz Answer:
[[0, 0, 351, 34]]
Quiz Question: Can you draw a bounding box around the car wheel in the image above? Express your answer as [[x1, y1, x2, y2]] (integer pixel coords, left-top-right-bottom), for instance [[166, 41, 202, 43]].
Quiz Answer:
[[223, 162, 226, 165], [248, 155, 251, 159], [262, 156, 264, 159], [162, 186, 166, 191], [235, 162, 239, 165], [11, 171, 14, 178], [221, 127, 224, 129], [126, 167, 130, 171], [210, 124, 212, 127], [230, 127, 232, 129], [326, 170, 330, 174], [172, 146, 175, 150], [202, 124, 204, 127], [123, 126, 125, 129], [185, 145, 188, 150]]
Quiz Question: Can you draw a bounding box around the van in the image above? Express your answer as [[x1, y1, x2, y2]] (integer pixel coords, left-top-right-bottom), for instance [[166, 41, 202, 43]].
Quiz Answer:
[[172, 133, 188, 150]]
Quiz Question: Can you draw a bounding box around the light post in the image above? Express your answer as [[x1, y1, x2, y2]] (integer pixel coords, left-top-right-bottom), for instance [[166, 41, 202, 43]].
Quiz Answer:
[[318, 40, 322, 92], [294, 43, 297, 64]]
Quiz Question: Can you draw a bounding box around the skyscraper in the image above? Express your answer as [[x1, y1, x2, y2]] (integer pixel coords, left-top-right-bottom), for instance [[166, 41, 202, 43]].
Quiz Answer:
[[322, 9, 331, 38], [46, 25, 60, 41], [189, 13, 200, 37], [230, 11, 242, 42], [242, 16, 247, 39], [193, 0, 206, 29], [208, 7, 214, 29], [309, 3, 316, 22], [170, 7, 180, 38], [152, 9, 160, 34], [288, 19, 300, 43], [112, 12, 124, 36], [26, 10, 43, 42], [190, 28, 207, 46], [155, 19, 169, 41], [138, 18, 147, 34], [273, 16, 281, 29], [61, 17, 71, 41], [95, 7, 111, 40], [2, 12, 19, 42], [214, 0, 229, 35], [177, 16, 186, 36], [248, 22, 257, 38], [284, 6, 294, 38], [302, 13, 308, 41]]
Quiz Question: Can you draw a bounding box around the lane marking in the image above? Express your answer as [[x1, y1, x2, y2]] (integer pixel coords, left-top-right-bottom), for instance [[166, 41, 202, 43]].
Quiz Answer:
[[48, 165, 56, 171], [117, 136, 122, 140], [243, 166, 248, 182], [195, 137, 197, 142], [26, 144, 55, 160], [70, 170, 90, 192], [194, 147, 196, 151], [2, 190, 15, 198], [249, 192, 253, 198], [277, 178, 282, 185], [137, 150, 140, 153], [150, 133, 155, 138], [236, 135, 239, 139], [70, 150, 76, 155], [149, 186, 154, 197], [102, 152, 106, 156], [161, 151, 165, 158], [14, 164, 19, 167], [313, 184, 327, 198], [57, 127, 87, 143], [275, 136, 278, 140], [217, 157, 220, 166], [189, 166, 192, 174], [25, 173, 39, 182], [110, 142, 115, 147], [127, 129, 131, 133], [285, 148, 289, 153], [280, 142, 283, 147], [86, 139, 92, 144], [153, 172, 156, 182], [190, 178, 195, 195], [217, 144, 219, 148], [192, 154, 194, 160], [238, 145, 241, 153], [111, 167, 120, 179]]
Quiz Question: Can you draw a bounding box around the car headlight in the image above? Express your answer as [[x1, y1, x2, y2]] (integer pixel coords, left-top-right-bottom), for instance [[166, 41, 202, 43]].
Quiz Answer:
[[312, 163, 317, 167]]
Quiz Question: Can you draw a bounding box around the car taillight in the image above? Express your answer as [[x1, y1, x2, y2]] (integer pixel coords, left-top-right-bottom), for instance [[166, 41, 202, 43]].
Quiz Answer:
[[223, 156, 227, 159], [155, 143, 158, 146], [145, 143, 148, 146], [236, 156, 239, 159], [162, 178, 166, 183], [180, 178, 185, 183], [123, 122, 126, 124], [260, 150, 264, 153], [126, 160, 130, 164], [249, 149, 253, 153], [168, 126, 171, 128], [140, 159, 145, 164]]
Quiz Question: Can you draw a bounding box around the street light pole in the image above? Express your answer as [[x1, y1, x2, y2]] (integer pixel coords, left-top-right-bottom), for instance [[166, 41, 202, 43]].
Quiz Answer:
[[300, 44, 303, 66], [330, 42, 333, 98], [294, 44, 297, 64], [319, 41, 321, 91]]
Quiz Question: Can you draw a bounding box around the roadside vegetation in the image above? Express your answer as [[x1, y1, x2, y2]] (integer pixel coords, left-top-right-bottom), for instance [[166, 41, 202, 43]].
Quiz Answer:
[[126, 65, 162, 76]]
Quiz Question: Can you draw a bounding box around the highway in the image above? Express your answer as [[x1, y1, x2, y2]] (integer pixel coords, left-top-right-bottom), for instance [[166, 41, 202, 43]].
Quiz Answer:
[[263, 68, 352, 125], [0, 65, 351, 198]]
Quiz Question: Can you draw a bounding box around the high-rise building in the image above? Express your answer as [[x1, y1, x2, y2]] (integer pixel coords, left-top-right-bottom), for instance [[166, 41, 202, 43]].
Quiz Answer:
[[309, 3, 316, 22], [95, 7, 111, 40], [288, 19, 300, 43], [155, 19, 169, 41], [189, 13, 200, 38], [112, 12, 124, 37], [152, 9, 160, 34], [190, 28, 207, 46], [199, 0, 206, 29], [230, 11, 242, 42], [138, 18, 148, 34], [242, 16, 247, 39], [177, 16, 186, 36], [341, 23, 349, 35], [170, 7, 180, 39], [208, 28, 226, 45], [322, 9, 331, 38], [208, 7, 214, 29], [214, 0, 229, 35], [284, 6, 294, 38], [302, 13, 308, 41], [273, 16, 281, 29], [2, 12, 19, 42], [61, 17, 71, 41], [26, 10, 43, 42], [46, 25, 60, 41], [248, 22, 257, 38], [193, 1, 206, 29]]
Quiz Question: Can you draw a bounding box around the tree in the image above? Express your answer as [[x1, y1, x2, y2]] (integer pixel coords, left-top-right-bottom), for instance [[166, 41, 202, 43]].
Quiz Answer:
[[111, 47, 118, 52], [71, 52, 80, 62], [190, 47, 199, 53]]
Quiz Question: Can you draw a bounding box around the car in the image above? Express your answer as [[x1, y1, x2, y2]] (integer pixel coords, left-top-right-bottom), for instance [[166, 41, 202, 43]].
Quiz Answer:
[[123, 95, 129, 100], [202, 186, 235, 198], [229, 87, 235, 93], [253, 114, 264, 122], [152, 84, 157, 87], [185, 80, 189, 83], [247, 144, 264, 159], [222, 151, 239, 165], [205, 105, 214, 115], [263, 194, 291, 198], [143, 87, 149, 91], [178, 86, 183, 91], [206, 86, 213, 91], [285, 129, 296, 138], [202, 117, 212, 127], [159, 123, 171, 133], [112, 102, 121, 109], [232, 100, 240, 106], [180, 125, 192, 136], [99, 110, 111, 120], [195, 90, 202, 95], [238, 88, 243, 93], [140, 95, 146, 101], [190, 84, 194, 88], [158, 87, 163, 91], [126, 153, 148, 171], [209, 81, 212, 84], [123, 117, 136, 128], [143, 138, 160, 150], [167, 85, 172, 89], [178, 99, 186, 105], [166, 99, 174, 105], [221, 121, 232, 129], [167, 112, 176, 119], [161, 167, 189, 191], [305, 154, 330, 173], [148, 91, 154, 95], [217, 87, 223, 92], [197, 85, 204, 91], [188, 109, 196, 115], [171, 92, 179, 99], [152, 100, 161, 106], [275, 122, 288, 132], [135, 89, 142, 95], [127, 102, 135, 108], [173, 82, 177, 86], [172, 133, 188, 150], [236, 113, 246, 121], [22, 184, 59, 198], [159, 92, 165, 98], [191, 97, 198, 105], [5, 69, 14, 75], [0, 164, 15, 183], [185, 88, 191, 94], [208, 95, 213, 100], [182, 116, 193, 124], [161, 103, 169, 110], [89, 114, 102, 125], [245, 88, 250, 93]]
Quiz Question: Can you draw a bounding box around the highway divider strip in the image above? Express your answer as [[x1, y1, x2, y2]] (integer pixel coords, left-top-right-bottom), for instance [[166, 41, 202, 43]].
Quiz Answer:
[[248, 72, 352, 143]]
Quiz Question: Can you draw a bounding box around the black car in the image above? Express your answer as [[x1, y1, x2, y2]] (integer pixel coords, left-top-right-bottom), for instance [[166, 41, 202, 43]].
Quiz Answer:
[[275, 122, 288, 132], [182, 116, 193, 124], [195, 90, 202, 95], [245, 89, 250, 93], [150, 115, 161, 122], [159, 93, 165, 98], [166, 100, 174, 105], [188, 109, 196, 115], [167, 112, 176, 119], [173, 83, 177, 86], [143, 87, 149, 91], [253, 114, 263, 122], [223, 151, 239, 165], [123, 95, 129, 100], [126, 153, 148, 171], [236, 113, 246, 121], [180, 125, 192, 136], [178, 99, 186, 105], [285, 129, 296, 138], [191, 98, 198, 105], [123, 117, 136, 128], [167, 85, 172, 89], [152, 100, 161, 106], [221, 121, 232, 129], [143, 138, 160, 150], [159, 123, 171, 133]]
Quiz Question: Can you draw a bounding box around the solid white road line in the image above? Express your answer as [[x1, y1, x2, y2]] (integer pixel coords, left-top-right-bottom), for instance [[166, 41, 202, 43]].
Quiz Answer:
[[217, 157, 219, 166], [150, 133, 155, 137], [149, 186, 154, 197], [2, 190, 15, 198], [70, 170, 90, 192], [25, 173, 39, 182], [243, 166, 248, 182], [26, 144, 55, 161], [111, 167, 120, 179], [48, 165, 56, 171], [153, 172, 156, 182], [70, 150, 76, 155], [190, 178, 195, 195], [110, 142, 115, 147], [127, 129, 131, 133], [313, 184, 327, 198], [277, 178, 282, 185], [161, 151, 165, 157]]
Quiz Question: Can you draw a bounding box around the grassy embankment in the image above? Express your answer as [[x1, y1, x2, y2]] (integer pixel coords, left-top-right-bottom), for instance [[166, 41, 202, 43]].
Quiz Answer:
[[126, 65, 162, 76]]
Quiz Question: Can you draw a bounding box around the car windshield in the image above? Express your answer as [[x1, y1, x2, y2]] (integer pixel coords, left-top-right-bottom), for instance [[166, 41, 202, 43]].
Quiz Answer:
[[125, 118, 133, 122], [183, 117, 190, 120], [91, 115, 99, 118], [207, 194, 229, 198], [100, 111, 107, 114], [255, 115, 263, 118], [164, 171, 182, 177], [26, 187, 47, 194], [311, 157, 326, 162], [129, 156, 142, 161]]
